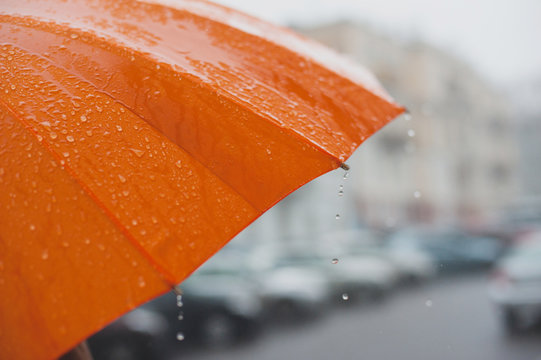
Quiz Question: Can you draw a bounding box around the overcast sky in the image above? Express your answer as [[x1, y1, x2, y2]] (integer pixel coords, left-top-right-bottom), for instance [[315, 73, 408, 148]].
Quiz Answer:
[[212, 0, 541, 88]]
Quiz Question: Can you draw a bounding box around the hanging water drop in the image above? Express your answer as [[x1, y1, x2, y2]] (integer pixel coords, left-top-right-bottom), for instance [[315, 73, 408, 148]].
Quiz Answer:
[[176, 294, 183, 307]]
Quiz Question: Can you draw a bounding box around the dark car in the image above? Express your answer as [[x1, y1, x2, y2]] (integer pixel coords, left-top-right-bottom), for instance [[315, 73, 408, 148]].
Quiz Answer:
[[387, 227, 506, 274], [89, 271, 262, 359]]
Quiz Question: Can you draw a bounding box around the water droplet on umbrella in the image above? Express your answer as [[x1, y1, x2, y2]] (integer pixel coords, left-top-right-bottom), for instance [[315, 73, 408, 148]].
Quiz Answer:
[[29, 224, 36, 231], [36, 135, 43, 142], [176, 332, 184, 341], [130, 148, 145, 158], [138, 276, 146, 288], [151, 216, 158, 224], [331, 258, 339, 264], [66, 135, 74, 142], [41, 249, 49, 260], [70, 33, 78, 39], [95, 105, 102, 113], [118, 174, 126, 183], [50, 132, 58, 139], [80, 115, 87, 122], [175, 160, 182, 168], [86, 130, 93, 137], [407, 129, 415, 137], [342, 293, 349, 301]]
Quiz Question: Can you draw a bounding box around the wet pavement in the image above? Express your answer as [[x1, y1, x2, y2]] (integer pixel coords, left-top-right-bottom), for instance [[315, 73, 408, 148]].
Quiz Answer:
[[173, 274, 541, 360]]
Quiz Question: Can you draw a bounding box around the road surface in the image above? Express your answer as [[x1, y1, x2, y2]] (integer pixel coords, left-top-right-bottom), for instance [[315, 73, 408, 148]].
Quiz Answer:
[[174, 274, 541, 360]]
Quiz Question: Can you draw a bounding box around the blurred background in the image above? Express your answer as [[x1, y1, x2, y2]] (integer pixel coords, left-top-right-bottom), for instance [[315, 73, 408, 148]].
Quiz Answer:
[[89, 0, 541, 359]]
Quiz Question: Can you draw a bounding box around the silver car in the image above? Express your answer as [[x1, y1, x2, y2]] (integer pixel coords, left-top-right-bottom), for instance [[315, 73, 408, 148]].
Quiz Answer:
[[488, 236, 541, 333]]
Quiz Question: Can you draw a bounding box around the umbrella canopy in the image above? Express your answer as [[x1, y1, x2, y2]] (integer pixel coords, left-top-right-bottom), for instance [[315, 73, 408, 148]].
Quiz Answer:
[[0, 0, 404, 358]]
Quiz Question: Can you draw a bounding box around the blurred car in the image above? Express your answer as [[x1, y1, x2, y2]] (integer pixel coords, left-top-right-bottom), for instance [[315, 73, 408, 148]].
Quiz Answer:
[[320, 228, 434, 285], [386, 247, 437, 284], [258, 266, 332, 319], [200, 247, 332, 320], [488, 234, 541, 333], [89, 269, 263, 359], [273, 250, 397, 302], [387, 227, 506, 274], [88, 307, 169, 360]]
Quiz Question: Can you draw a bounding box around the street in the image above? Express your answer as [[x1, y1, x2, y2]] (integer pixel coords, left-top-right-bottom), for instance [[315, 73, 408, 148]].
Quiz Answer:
[[175, 274, 541, 360]]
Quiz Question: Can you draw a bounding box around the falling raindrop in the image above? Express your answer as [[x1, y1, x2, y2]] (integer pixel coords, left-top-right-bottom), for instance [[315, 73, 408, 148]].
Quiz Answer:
[[335, 214, 340, 220], [177, 312, 184, 320], [176, 332, 184, 341], [407, 129, 416, 137], [338, 190, 344, 197], [331, 258, 339, 264], [342, 293, 349, 301], [425, 299, 433, 307], [343, 171, 349, 180], [403, 112, 412, 121], [413, 190, 421, 199], [176, 294, 183, 307]]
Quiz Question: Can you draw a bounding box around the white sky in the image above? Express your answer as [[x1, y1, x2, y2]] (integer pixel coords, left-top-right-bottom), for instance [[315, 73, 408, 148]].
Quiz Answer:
[[212, 0, 541, 88]]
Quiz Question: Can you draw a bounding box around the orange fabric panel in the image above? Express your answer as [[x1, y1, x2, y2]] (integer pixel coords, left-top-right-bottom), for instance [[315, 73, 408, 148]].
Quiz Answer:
[[0, 107, 171, 360]]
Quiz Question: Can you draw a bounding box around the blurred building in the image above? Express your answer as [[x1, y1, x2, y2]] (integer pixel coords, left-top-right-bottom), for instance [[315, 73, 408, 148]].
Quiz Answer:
[[297, 21, 518, 228]]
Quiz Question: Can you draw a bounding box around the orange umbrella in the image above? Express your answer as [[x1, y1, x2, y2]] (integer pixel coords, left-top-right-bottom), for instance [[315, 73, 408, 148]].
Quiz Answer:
[[0, 0, 404, 358]]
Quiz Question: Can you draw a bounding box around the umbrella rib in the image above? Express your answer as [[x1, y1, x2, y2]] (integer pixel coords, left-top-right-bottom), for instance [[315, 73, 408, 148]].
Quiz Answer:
[[0, 98, 179, 287]]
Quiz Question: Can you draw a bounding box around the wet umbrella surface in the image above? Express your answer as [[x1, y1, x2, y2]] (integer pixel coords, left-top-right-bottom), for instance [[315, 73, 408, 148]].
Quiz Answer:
[[0, 0, 404, 358]]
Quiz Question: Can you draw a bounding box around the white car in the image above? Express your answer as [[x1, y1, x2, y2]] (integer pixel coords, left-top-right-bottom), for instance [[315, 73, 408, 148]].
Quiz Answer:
[[488, 236, 541, 333]]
